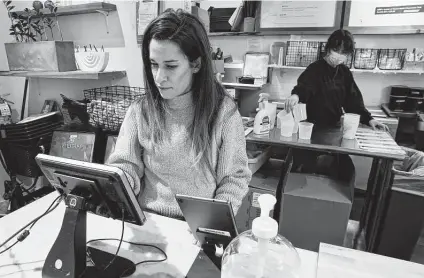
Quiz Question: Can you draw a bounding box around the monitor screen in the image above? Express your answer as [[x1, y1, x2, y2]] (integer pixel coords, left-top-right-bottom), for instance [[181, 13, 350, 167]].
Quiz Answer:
[[35, 154, 146, 226]]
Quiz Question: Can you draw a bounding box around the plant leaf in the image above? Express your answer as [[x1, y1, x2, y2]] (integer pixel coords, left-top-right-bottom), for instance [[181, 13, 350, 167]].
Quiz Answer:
[[6, 0, 11, 6], [54, 7, 57, 13], [7, 5, 14, 11]]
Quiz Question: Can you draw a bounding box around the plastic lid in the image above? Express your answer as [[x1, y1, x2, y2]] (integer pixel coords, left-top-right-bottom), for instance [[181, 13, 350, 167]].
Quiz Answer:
[[252, 194, 278, 239]]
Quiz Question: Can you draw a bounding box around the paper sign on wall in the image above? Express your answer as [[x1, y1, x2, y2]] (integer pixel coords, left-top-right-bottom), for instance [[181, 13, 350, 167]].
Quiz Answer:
[[137, 0, 159, 37]]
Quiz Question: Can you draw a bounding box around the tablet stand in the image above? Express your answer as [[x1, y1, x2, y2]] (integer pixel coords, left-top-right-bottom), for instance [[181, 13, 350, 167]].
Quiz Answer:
[[42, 193, 136, 278]]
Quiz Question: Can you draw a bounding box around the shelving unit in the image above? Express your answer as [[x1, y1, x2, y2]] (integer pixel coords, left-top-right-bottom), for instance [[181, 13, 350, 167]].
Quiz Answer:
[[209, 31, 261, 37], [268, 64, 424, 75], [0, 70, 127, 80], [222, 82, 268, 90], [14, 2, 117, 18]]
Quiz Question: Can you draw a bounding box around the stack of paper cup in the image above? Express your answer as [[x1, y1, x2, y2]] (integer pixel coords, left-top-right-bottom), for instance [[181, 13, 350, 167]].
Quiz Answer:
[[342, 113, 360, 139]]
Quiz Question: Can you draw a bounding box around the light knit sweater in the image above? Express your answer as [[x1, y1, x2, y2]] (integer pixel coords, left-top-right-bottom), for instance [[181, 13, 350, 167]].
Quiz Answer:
[[107, 92, 252, 218]]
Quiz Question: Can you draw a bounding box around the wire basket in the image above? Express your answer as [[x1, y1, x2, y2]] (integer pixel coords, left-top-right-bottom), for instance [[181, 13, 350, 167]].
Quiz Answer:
[[378, 49, 407, 70], [319, 42, 353, 68], [285, 41, 321, 67], [353, 48, 380, 70], [84, 86, 145, 132]]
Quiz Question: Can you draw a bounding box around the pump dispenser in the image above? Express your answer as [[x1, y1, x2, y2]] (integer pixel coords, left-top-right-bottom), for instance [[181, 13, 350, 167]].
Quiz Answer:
[[221, 194, 300, 278]]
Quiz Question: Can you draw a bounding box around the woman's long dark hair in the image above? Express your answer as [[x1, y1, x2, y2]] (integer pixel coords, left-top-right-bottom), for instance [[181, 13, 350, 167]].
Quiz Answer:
[[141, 9, 229, 170]]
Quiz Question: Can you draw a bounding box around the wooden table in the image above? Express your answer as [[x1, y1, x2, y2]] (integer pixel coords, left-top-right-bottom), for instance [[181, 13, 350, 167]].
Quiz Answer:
[[246, 125, 405, 253], [0, 193, 318, 278]]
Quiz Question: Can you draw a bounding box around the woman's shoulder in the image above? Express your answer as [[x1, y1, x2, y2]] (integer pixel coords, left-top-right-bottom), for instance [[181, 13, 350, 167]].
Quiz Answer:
[[127, 95, 147, 114], [216, 95, 241, 126]]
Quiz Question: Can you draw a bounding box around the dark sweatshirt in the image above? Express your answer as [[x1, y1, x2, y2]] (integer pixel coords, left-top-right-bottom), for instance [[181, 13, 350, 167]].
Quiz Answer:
[[292, 59, 372, 127]]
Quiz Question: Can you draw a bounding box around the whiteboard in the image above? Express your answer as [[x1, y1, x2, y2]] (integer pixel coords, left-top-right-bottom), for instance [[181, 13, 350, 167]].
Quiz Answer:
[[348, 0, 424, 27], [260, 1, 338, 29]]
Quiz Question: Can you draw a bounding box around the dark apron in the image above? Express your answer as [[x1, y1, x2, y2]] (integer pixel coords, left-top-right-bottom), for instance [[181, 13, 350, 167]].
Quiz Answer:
[[292, 76, 347, 176]]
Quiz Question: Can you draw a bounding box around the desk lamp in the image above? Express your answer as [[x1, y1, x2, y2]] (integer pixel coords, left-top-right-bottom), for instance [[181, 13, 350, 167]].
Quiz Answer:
[[35, 154, 146, 278]]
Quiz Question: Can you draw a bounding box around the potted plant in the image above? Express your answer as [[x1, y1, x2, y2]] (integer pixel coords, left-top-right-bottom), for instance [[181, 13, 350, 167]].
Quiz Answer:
[[242, 0, 258, 32], [2, 0, 76, 72]]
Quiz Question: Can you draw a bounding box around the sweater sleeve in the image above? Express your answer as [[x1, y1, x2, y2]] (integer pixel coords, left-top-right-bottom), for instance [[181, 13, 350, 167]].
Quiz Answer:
[[291, 65, 318, 103], [106, 102, 144, 195], [215, 106, 252, 215], [343, 76, 373, 125]]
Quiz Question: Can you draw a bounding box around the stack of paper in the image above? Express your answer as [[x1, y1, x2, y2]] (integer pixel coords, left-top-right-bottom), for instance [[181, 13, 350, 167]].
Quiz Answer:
[[355, 128, 405, 155]]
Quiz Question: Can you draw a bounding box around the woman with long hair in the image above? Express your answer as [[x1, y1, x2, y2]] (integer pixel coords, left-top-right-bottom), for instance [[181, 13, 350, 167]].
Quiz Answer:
[[107, 9, 251, 219]]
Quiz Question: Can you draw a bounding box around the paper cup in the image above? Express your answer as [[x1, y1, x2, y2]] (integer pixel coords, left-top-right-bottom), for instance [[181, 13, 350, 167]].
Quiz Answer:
[[342, 113, 360, 139], [298, 122, 314, 140]]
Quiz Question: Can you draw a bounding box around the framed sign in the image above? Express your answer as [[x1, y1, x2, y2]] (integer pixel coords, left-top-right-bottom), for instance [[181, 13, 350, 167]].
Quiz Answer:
[[136, 0, 160, 44], [258, 1, 343, 34], [343, 0, 424, 34]]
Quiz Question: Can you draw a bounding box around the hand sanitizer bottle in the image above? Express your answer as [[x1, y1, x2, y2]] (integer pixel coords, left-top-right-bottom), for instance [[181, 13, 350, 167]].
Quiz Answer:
[[221, 194, 301, 278]]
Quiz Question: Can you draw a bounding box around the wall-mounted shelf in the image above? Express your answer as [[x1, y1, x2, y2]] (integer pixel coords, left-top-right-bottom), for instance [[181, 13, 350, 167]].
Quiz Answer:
[[222, 82, 268, 90], [0, 70, 126, 80], [14, 2, 117, 18], [209, 31, 261, 37], [268, 64, 424, 75]]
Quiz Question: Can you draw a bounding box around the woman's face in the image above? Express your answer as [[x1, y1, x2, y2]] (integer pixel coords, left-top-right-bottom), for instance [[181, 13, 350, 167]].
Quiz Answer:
[[327, 50, 348, 66], [149, 39, 198, 100]]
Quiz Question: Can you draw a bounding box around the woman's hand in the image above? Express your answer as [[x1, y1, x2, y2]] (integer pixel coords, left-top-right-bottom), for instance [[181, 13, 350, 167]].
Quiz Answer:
[[285, 94, 299, 112], [369, 119, 389, 132]]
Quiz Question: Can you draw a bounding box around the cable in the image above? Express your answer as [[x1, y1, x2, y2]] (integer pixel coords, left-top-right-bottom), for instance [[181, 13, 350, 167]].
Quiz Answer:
[[0, 195, 62, 255], [86, 238, 168, 278], [102, 208, 125, 271], [78, 208, 126, 278]]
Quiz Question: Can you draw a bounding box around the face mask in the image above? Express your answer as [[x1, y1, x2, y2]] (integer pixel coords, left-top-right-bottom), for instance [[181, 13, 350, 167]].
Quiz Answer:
[[328, 50, 348, 66]]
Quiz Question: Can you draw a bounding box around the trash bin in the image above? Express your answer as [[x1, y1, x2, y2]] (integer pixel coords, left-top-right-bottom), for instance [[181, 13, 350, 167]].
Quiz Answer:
[[376, 147, 424, 260]]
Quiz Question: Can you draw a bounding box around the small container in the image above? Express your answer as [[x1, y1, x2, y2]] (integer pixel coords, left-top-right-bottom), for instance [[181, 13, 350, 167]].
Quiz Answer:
[[298, 122, 314, 140], [409, 87, 424, 98], [342, 113, 360, 139], [278, 111, 295, 137], [405, 96, 424, 112], [389, 85, 410, 111]]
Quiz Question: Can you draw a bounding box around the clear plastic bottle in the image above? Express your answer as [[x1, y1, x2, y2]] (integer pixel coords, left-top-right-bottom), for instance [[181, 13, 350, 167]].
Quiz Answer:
[[221, 194, 301, 278]]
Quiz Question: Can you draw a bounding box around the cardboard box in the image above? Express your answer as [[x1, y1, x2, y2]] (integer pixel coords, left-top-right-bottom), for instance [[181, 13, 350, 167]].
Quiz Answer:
[[235, 159, 283, 233], [279, 172, 354, 252], [192, 6, 210, 33]]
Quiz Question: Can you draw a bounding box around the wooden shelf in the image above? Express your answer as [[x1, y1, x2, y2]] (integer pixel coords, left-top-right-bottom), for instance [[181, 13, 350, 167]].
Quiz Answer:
[[222, 82, 268, 90], [14, 2, 117, 18], [268, 64, 424, 74], [0, 70, 126, 80], [209, 31, 261, 37]]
